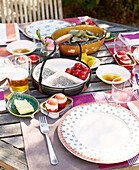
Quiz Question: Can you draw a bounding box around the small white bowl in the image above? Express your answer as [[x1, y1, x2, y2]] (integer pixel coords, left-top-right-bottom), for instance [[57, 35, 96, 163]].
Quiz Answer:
[[96, 64, 130, 84], [7, 40, 37, 55]]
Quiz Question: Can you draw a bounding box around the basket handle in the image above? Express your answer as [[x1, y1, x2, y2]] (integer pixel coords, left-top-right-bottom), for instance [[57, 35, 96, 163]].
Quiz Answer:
[[78, 42, 82, 62], [38, 41, 57, 93], [38, 41, 82, 93]]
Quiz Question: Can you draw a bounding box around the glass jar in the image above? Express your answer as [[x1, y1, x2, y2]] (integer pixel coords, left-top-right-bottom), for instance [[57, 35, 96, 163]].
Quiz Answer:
[[40, 43, 60, 61]]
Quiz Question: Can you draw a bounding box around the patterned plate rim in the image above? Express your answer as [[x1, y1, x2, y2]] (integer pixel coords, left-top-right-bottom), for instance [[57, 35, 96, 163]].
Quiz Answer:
[[58, 102, 139, 164], [23, 19, 72, 39]]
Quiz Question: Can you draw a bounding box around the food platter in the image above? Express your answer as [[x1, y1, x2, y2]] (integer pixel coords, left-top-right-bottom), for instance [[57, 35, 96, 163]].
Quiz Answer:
[[24, 19, 72, 39], [58, 102, 139, 164], [32, 58, 91, 96], [96, 64, 130, 84]]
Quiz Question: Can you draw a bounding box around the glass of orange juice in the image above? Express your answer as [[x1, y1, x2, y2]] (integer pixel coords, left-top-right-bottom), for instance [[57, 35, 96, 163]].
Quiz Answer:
[[5, 55, 29, 93]]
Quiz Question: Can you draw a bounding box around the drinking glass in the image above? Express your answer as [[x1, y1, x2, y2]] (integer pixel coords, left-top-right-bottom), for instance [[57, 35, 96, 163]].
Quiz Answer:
[[40, 43, 60, 61], [112, 78, 133, 103], [114, 38, 131, 55], [5, 55, 29, 93]]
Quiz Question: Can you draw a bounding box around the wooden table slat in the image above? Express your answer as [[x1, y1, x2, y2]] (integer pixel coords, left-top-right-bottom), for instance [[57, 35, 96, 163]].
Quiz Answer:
[[1, 136, 24, 149], [0, 113, 20, 125], [0, 123, 22, 138], [0, 141, 27, 170]]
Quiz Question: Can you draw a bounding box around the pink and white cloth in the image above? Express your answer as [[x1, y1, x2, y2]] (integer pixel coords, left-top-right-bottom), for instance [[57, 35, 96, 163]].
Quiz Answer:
[[119, 31, 139, 46], [0, 23, 20, 45]]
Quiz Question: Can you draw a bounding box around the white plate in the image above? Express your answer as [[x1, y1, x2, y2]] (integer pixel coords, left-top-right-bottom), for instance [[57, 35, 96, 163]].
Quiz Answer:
[[6, 40, 37, 55], [96, 64, 130, 84], [58, 102, 139, 164], [90, 57, 100, 69], [133, 47, 139, 63], [24, 19, 72, 39], [33, 58, 89, 84]]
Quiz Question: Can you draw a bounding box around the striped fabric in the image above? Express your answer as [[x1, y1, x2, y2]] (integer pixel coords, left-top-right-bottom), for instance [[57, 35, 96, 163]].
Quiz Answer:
[[0, 23, 20, 45]]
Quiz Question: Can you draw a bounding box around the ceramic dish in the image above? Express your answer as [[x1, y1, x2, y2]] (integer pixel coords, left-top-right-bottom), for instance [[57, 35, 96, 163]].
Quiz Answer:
[[6, 40, 37, 55], [24, 19, 72, 39], [96, 64, 130, 84], [113, 53, 136, 70], [7, 92, 39, 118], [104, 32, 116, 42], [40, 94, 73, 119], [58, 102, 139, 164], [32, 58, 91, 96], [52, 25, 106, 57], [133, 47, 139, 63]]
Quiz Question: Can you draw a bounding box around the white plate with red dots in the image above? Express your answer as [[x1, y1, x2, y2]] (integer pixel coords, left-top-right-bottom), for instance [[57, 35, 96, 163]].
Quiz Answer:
[[7, 40, 37, 55]]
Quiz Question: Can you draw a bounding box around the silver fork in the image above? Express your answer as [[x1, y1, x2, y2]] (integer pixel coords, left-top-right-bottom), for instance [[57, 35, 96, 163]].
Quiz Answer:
[[39, 116, 58, 165]]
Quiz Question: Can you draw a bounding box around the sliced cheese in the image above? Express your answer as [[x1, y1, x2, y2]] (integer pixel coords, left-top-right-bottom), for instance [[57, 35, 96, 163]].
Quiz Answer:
[[14, 99, 34, 114]]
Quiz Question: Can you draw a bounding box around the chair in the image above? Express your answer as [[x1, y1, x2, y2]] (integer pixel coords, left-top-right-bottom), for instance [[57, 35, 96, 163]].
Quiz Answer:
[[0, 0, 63, 23]]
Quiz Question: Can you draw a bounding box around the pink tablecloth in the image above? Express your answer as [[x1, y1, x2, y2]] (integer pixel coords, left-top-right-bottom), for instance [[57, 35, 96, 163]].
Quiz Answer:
[[20, 91, 139, 170]]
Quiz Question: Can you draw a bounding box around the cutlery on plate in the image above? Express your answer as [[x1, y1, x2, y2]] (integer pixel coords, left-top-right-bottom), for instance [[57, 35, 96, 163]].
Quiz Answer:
[[131, 69, 139, 93], [39, 116, 58, 165], [135, 73, 139, 93]]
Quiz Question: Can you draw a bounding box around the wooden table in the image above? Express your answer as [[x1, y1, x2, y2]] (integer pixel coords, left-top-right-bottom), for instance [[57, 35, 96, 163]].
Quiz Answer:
[[0, 18, 139, 170]]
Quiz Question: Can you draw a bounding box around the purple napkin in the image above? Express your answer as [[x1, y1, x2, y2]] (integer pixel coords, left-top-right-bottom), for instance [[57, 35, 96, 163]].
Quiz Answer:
[[121, 32, 139, 40]]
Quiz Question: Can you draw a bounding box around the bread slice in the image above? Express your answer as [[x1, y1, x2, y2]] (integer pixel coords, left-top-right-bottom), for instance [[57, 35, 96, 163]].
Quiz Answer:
[[14, 99, 34, 114]]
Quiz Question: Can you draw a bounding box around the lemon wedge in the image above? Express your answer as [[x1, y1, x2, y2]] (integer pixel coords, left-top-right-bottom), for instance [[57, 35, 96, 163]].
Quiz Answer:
[[106, 32, 111, 38], [81, 53, 88, 61], [80, 53, 96, 67], [87, 58, 96, 67]]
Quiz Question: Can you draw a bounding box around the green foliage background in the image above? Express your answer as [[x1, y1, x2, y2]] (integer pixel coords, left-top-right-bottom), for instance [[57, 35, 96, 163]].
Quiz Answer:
[[62, 0, 139, 27]]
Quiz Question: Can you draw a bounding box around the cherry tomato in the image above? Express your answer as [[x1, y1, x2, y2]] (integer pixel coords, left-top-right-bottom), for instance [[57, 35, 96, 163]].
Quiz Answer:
[[74, 63, 82, 70], [79, 71, 88, 80], [117, 50, 126, 55], [73, 69, 81, 77], [65, 68, 73, 74], [82, 67, 90, 74]]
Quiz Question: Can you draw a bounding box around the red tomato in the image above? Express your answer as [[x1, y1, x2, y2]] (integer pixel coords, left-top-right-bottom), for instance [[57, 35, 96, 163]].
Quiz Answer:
[[74, 63, 82, 70], [73, 69, 81, 77], [79, 71, 88, 80], [65, 68, 73, 74], [117, 50, 126, 55], [82, 67, 90, 74]]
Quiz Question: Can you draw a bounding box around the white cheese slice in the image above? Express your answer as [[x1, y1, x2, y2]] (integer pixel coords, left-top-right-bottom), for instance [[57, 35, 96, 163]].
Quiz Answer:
[[14, 99, 34, 114]]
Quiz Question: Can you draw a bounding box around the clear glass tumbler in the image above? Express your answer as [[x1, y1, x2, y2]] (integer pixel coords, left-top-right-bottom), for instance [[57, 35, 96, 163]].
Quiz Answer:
[[112, 78, 133, 103], [114, 38, 131, 55], [5, 55, 29, 93]]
